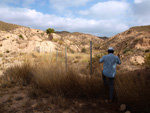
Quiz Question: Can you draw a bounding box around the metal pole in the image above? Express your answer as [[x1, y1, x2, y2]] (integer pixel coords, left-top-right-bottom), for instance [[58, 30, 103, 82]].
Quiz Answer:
[[65, 47, 67, 72], [90, 41, 92, 75]]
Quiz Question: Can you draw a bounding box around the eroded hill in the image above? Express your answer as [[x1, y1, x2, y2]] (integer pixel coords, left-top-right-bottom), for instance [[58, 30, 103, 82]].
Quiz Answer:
[[96, 25, 150, 71]]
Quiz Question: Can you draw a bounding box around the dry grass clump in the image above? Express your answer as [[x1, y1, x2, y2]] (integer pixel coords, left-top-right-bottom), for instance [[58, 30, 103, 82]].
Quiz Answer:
[[1, 63, 33, 86], [1, 57, 103, 98], [144, 52, 150, 69], [33, 62, 103, 98], [0, 21, 21, 31], [115, 70, 150, 113]]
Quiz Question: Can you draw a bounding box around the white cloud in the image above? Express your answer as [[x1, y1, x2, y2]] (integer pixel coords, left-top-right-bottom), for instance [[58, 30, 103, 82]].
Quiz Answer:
[[79, 1, 130, 19], [132, 0, 150, 25], [134, 0, 146, 4], [49, 0, 91, 12], [0, 6, 129, 36]]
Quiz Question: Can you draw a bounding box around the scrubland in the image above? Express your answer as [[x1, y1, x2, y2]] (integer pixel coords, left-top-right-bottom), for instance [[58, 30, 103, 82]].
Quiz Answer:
[[0, 52, 150, 113]]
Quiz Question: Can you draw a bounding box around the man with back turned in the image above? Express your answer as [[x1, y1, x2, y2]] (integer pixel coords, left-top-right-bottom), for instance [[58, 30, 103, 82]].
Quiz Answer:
[[99, 47, 121, 102]]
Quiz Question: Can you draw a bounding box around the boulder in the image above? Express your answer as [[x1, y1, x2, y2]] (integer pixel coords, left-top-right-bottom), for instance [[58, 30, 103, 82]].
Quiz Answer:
[[52, 33, 61, 40], [120, 104, 126, 111], [130, 56, 144, 65], [21, 41, 56, 53]]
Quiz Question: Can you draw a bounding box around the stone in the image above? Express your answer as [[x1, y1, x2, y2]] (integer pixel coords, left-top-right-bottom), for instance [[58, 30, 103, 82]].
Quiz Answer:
[[120, 104, 126, 111], [130, 56, 144, 65], [52, 33, 61, 40], [125, 111, 131, 113]]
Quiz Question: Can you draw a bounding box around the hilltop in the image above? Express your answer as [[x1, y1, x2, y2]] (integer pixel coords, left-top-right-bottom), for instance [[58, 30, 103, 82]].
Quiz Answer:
[[0, 21, 21, 31]]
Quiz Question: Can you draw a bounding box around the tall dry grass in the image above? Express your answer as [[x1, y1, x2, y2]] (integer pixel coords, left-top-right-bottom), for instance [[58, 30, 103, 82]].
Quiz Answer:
[[1, 54, 104, 98], [115, 70, 150, 113], [1, 53, 150, 112]]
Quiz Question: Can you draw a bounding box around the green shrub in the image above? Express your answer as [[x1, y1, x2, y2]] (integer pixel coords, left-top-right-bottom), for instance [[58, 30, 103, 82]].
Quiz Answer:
[[123, 48, 133, 54], [81, 48, 86, 53], [46, 28, 55, 34], [145, 49, 150, 53], [58, 40, 63, 45], [69, 48, 75, 53], [6, 50, 10, 53], [19, 34, 24, 39], [126, 51, 133, 55], [52, 38, 59, 42], [144, 52, 150, 69]]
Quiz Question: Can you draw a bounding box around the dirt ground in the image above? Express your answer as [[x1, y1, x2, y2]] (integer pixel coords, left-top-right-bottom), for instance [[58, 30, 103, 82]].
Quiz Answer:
[[0, 85, 122, 113]]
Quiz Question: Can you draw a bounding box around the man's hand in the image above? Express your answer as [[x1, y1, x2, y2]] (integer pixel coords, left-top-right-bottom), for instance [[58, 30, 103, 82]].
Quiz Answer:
[[117, 54, 120, 58]]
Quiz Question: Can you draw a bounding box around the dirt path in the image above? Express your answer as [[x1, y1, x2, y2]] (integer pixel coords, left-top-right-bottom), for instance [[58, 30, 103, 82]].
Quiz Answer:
[[0, 86, 121, 113]]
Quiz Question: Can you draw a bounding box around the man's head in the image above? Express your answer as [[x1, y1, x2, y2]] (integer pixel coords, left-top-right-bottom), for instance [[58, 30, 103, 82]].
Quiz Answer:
[[108, 47, 114, 53]]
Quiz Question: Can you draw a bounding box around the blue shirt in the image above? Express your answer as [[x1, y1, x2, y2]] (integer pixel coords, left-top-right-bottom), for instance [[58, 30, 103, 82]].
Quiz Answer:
[[99, 53, 121, 78]]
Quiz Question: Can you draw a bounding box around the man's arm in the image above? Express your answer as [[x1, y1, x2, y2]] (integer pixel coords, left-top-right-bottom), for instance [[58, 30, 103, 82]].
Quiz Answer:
[[99, 56, 104, 63], [117, 54, 121, 64]]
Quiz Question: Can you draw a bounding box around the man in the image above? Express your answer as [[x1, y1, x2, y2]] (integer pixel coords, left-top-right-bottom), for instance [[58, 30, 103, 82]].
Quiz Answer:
[[99, 47, 121, 102]]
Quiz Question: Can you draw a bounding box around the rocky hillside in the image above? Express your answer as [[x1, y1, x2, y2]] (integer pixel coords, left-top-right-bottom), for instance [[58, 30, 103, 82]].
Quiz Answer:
[[0, 21, 102, 54], [100, 25, 150, 52], [0, 21, 103, 72], [97, 25, 150, 70], [55, 31, 103, 52]]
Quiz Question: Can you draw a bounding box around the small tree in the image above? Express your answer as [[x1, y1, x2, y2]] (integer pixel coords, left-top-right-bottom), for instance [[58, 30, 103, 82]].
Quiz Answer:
[[46, 28, 55, 40]]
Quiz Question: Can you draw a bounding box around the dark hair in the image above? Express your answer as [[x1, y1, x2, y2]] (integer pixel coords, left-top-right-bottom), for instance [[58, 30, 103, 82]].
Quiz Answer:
[[108, 50, 114, 53]]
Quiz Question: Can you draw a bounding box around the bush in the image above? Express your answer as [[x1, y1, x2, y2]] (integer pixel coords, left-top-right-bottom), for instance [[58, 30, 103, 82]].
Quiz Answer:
[[19, 34, 24, 39], [46, 28, 55, 34], [144, 52, 150, 69], [58, 40, 63, 45], [81, 48, 86, 53], [115, 70, 150, 113], [123, 48, 133, 54], [6, 50, 10, 53], [2, 63, 33, 86], [145, 49, 150, 53], [2, 58, 103, 98], [52, 38, 59, 42]]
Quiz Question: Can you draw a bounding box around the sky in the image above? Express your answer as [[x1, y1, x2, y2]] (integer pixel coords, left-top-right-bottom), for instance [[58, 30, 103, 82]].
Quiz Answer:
[[0, 0, 150, 37]]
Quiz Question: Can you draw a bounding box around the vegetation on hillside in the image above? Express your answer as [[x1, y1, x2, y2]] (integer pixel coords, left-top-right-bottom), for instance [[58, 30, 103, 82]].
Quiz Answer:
[[131, 25, 150, 32], [46, 28, 55, 40], [145, 52, 150, 69], [0, 21, 21, 31]]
